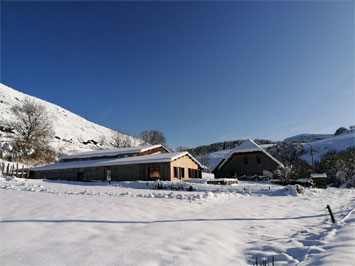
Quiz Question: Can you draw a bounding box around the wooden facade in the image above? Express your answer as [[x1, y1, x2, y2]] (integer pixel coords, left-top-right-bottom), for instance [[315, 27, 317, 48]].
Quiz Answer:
[[213, 151, 280, 178], [170, 154, 201, 181]]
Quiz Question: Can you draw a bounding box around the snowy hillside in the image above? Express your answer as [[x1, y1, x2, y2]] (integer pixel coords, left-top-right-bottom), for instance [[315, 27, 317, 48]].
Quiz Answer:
[[0, 83, 142, 157], [302, 130, 355, 164], [284, 133, 333, 143]]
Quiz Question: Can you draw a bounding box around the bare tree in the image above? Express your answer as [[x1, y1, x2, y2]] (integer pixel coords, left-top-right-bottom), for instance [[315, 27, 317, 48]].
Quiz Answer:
[[112, 130, 133, 148], [176, 146, 189, 152], [199, 147, 210, 166], [9, 98, 54, 163], [98, 135, 107, 146], [140, 130, 166, 145]]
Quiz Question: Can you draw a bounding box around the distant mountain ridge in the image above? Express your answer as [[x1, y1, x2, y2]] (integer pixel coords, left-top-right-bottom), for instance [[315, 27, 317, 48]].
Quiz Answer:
[[187, 139, 274, 157], [284, 133, 333, 143], [0, 83, 142, 157]]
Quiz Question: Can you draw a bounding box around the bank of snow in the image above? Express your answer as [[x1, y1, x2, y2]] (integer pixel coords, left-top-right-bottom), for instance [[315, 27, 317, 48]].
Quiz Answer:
[[1, 177, 354, 266]]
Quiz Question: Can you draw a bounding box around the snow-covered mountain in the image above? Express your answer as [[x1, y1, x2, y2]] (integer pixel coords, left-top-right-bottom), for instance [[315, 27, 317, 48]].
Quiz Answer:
[[284, 133, 333, 143], [0, 83, 142, 157]]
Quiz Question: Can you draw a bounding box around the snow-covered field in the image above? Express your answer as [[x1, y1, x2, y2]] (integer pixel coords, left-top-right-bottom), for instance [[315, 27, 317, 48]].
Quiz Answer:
[[1, 178, 354, 266]]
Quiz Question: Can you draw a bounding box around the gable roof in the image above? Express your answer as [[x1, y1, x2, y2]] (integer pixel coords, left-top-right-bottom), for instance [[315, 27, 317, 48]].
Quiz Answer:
[[59, 145, 170, 161], [32, 151, 202, 172], [215, 139, 284, 171]]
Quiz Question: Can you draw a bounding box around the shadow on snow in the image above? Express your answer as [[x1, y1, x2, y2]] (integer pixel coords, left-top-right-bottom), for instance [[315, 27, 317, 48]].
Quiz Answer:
[[1, 214, 327, 224]]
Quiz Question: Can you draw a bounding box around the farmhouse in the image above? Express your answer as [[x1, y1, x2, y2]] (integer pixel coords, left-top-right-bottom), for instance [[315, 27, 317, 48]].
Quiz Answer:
[[212, 139, 283, 179], [30, 145, 202, 182]]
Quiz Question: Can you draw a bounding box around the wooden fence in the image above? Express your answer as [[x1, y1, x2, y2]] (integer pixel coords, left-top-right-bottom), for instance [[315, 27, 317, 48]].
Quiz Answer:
[[0, 162, 30, 178]]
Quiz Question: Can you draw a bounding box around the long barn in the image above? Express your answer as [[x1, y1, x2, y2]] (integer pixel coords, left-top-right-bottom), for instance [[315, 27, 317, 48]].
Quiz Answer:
[[30, 145, 202, 182]]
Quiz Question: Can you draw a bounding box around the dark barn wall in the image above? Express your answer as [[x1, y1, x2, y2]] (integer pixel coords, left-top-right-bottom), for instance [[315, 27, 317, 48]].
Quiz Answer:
[[32, 162, 172, 181], [214, 152, 279, 178]]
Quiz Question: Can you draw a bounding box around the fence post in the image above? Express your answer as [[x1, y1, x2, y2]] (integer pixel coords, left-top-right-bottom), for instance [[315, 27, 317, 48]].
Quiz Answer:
[[6, 163, 9, 176], [326, 205, 336, 224], [16, 163, 19, 177], [21, 165, 24, 178]]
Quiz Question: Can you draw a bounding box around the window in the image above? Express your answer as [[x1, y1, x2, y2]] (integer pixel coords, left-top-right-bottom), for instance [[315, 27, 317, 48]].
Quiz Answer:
[[244, 156, 248, 165], [188, 168, 200, 178], [173, 167, 185, 179], [256, 155, 261, 164], [149, 167, 160, 178]]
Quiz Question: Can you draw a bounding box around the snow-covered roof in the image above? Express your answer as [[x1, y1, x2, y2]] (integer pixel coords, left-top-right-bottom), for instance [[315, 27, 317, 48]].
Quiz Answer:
[[296, 178, 312, 183], [32, 151, 202, 171], [216, 139, 284, 170], [311, 173, 327, 178], [59, 145, 169, 160]]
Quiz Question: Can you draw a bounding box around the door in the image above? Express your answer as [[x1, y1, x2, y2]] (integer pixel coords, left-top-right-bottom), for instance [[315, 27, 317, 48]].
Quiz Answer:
[[77, 172, 84, 181]]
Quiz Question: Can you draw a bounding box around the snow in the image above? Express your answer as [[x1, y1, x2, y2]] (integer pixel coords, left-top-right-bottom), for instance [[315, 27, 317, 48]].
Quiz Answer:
[[296, 178, 312, 183], [311, 173, 327, 179], [1, 177, 354, 266], [284, 134, 333, 143], [0, 83, 142, 158], [59, 145, 166, 160], [206, 149, 231, 167], [32, 152, 199, 171], [201, 172, 215, 180], [302, 130, 355, 164]]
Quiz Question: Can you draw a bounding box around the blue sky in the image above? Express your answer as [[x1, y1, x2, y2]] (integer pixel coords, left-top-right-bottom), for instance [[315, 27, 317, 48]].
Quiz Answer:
[[1, 1, 354, 149]]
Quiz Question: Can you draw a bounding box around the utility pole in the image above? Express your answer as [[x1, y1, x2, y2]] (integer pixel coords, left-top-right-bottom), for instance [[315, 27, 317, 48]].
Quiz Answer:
[[310, 143, 314, 172]]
